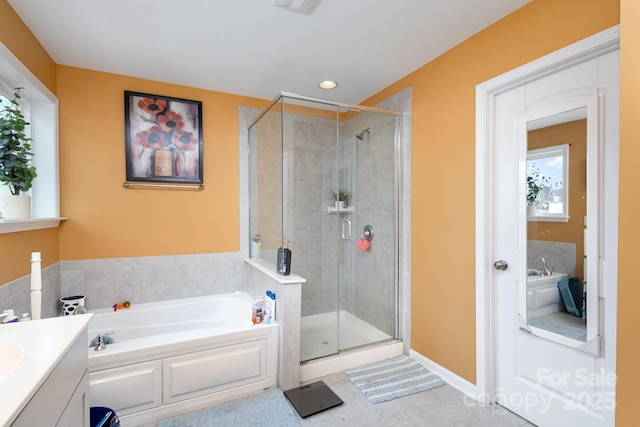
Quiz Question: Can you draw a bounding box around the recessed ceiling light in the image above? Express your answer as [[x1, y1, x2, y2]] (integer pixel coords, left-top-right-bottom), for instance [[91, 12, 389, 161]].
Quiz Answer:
[[318, 80, 337, 90]]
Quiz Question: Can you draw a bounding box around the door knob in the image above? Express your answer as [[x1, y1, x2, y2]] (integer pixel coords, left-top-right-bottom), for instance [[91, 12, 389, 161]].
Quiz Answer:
[[493, 260, 508, 271]]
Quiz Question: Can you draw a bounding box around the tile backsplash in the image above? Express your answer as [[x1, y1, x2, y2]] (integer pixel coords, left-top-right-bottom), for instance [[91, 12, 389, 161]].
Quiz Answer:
[[527, 240, 576, 277], [0, 262, 61, 319], [0, 252, 248, 318]]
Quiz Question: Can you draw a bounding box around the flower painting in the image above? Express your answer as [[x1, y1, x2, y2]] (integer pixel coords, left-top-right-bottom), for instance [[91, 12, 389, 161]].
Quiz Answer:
[[124, 91, 203, 184]]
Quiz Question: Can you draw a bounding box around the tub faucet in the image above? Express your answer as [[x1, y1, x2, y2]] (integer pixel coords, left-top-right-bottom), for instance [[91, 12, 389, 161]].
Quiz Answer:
[[528, 256, 553, 276], [95, 335, 106, 351], [94, 333, 112, 351]]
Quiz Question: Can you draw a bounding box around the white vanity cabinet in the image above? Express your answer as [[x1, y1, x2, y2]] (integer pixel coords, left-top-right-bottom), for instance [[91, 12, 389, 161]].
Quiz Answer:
[[0, 315, 92, 427], [12, 333, 90, 426]]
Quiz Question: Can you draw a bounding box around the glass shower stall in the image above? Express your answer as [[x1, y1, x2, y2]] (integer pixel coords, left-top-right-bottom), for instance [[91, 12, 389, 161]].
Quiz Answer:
[[248, 92, 400, 362]]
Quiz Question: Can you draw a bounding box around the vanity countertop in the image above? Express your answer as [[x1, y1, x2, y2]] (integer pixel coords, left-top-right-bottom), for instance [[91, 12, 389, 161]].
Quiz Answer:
[[0, 314, 92, 426]]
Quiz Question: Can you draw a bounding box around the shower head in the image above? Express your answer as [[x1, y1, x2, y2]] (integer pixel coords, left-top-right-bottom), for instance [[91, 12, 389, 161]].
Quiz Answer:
[[356, 128, 372, 140]]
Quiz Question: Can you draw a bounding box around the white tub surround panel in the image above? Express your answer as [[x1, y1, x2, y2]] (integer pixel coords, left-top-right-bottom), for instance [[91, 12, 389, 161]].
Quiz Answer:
[[87, 292, 278, 426]]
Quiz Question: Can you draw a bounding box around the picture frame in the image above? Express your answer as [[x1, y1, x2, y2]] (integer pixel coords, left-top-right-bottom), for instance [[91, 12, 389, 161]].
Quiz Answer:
[[124, 91, 203, 184]]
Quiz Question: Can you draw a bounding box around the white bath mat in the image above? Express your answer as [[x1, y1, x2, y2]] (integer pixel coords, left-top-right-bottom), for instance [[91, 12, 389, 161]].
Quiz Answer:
[[344, 355, 445, 404]]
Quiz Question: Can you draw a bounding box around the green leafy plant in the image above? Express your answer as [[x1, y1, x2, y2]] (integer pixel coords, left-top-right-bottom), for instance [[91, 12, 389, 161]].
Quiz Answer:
[[332, 189, 350, 202], [0, 88, 36, 195], [526, 165, 549, 206]]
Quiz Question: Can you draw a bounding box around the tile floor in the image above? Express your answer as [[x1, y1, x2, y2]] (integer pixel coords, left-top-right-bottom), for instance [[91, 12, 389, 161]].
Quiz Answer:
[[145, 371, 536, 427], [295, 372, 536, 427]]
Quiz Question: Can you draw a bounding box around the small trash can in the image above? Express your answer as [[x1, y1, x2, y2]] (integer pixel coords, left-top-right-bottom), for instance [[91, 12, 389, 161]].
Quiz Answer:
[[90, 407, 120, 427]]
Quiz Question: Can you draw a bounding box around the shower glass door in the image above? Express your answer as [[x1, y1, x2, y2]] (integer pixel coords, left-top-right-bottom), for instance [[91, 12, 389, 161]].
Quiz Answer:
[[334, 108, 398, 358], [249, 93, 398, 363]]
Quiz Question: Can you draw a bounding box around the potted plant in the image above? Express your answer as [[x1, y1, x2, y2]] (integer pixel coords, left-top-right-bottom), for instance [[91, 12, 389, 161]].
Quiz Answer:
[[0, 88, 37, 219], [332, 189, 350, 210], [526, 165, 548, 216]]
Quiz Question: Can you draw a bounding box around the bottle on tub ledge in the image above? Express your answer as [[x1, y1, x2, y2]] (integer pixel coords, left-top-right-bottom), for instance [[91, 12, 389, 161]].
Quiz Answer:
[[264, 291, 276, 324], [252, 295, 264, 325], [277, 240, 291, 276]]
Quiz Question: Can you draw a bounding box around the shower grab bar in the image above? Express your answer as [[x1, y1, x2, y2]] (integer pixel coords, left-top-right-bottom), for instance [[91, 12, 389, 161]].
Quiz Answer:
[[342, 219, 352, 240]]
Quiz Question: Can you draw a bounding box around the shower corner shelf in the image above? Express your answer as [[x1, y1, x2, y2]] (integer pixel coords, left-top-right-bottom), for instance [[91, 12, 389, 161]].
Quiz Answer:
[[327, 206, 355, 214]]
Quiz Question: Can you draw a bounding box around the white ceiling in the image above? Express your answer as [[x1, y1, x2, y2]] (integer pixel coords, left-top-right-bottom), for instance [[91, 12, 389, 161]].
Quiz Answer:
[[8, 0, 530, 104]]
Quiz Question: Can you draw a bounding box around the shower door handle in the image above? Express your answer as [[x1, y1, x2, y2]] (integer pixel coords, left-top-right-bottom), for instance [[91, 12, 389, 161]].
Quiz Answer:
[[342, 219, 352, 240]]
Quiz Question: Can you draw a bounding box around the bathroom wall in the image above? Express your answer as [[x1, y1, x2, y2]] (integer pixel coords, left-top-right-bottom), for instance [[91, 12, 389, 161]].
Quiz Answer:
[[527, 240, 576, 278], [0, 252, 248, 318], [0, 0, 56, 94], [0, 262, 61, 319], [56, 65, 268, 262], [60, 252, 248, 311], [0, 0, 59, 286], [616, 0, 640, 422], [361, 0, 619, 384]]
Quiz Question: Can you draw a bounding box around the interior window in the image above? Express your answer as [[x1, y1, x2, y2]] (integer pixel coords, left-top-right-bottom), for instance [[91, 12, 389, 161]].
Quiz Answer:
[[0, 42, 62, 233], [526, 144, 569, 221]]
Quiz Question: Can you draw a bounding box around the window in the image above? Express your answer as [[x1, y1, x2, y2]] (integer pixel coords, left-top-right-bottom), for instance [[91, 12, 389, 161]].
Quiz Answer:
[[0, 42, 61, 233], [526, 144, 569, 221]]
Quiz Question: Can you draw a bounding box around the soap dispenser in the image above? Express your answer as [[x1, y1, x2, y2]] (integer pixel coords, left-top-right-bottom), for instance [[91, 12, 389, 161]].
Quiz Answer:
[[277, 240, 291, 276]]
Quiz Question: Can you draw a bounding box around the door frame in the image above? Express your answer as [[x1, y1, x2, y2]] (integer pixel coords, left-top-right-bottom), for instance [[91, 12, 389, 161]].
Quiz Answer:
[[474, 26, 620, 405]]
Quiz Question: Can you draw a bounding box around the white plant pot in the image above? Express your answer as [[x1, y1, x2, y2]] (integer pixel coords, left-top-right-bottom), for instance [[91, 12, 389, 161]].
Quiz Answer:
[[527, 204, 537, 217], [0, 195, 32, 219]]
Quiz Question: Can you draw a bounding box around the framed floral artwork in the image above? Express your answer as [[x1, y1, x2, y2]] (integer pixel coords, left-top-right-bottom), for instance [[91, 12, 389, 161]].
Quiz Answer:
[[124, 91, 203, 184]]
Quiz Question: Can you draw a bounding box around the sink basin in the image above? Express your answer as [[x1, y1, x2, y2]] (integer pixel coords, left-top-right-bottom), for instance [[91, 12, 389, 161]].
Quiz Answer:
[[0, 342, 23, 378]]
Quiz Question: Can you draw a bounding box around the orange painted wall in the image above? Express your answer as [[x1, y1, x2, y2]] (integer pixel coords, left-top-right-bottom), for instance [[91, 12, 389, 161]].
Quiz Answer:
[[0, 0, 58, 284], [0, 0, 56, 93], [57, 66, 268, 259], [615, 0, 639, 424], [363, 0, 619, 383]]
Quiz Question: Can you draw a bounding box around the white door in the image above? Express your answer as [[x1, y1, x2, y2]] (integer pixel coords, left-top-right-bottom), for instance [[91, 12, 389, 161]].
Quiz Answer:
[[491, 51, 618, 426]]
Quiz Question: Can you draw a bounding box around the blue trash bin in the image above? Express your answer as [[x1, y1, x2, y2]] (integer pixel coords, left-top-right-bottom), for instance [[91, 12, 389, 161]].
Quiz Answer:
[[90, 407, 120, 427]]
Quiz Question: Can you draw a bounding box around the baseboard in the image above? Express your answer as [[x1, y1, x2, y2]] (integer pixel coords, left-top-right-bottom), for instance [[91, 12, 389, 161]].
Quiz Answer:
[[409, 349, 477, 400]]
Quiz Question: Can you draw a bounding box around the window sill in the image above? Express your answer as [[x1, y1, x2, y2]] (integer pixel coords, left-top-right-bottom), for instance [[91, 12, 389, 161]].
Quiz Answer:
[[0, 217, 67, 234]]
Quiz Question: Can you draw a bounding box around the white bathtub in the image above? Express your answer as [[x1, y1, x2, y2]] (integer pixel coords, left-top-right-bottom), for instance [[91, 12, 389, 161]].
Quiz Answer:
[[87, 291, 278, 426]]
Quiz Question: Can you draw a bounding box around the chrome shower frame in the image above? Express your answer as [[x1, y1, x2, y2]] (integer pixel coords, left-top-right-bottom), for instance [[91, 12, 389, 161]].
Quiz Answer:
[[248, 90, 404, 360]]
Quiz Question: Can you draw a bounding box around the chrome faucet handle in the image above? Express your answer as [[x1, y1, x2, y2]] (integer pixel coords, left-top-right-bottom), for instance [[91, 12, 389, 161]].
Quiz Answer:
[[95, 334, 106, 351], [94, 332, 114, 351]]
